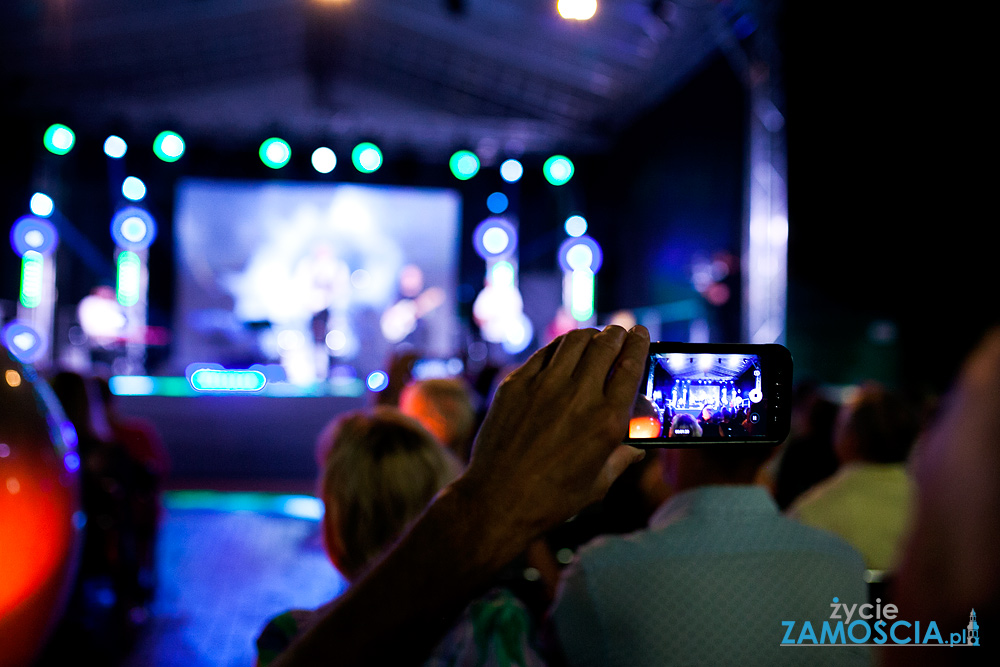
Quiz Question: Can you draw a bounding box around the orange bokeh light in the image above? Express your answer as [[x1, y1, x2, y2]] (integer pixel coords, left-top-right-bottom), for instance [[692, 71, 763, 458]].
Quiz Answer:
[[1, 351, 82, 666], [629, 415, 662, 438], [0, 454, 79, 666]]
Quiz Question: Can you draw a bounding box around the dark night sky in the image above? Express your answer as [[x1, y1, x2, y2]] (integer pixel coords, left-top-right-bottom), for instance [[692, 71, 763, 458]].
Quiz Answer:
[[779, 4, 991, 392]]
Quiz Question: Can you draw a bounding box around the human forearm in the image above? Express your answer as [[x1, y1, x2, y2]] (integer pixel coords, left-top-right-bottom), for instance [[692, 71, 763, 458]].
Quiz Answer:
[[271, 325, 650, 666], [271, 480, 532, 666]]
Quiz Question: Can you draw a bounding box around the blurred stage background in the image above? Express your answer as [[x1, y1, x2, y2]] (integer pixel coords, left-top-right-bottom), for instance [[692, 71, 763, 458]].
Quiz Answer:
[[0, 1, 986, 482], [0, 2, 988, 666]]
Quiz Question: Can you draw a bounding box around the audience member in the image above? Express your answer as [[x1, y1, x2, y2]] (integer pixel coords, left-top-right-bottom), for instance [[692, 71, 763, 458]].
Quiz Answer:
[[697, 405, 716, 427], [550, 442, 868, 667], [788, 382, 919, 571], [258, 324, 1000, 667], [258, 406, 545, 667], [884, 328, 1000, 666], [44, 371, 146, 661], [530, 438, 671, 606], [770, 383, 839, 510], [668, 412, 702, 438], [262, 324, 1000, 667], [96, 377, 169, 606], [627, 393, 662, 439], [399, 377, 479, 463], [269, 325, 648, 666], [374, 351, 420, 407]]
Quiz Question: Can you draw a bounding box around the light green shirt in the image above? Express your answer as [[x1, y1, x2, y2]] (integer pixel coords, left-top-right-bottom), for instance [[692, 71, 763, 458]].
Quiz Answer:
[[789, 463, 913, 572], [553, 486, 869, 667]]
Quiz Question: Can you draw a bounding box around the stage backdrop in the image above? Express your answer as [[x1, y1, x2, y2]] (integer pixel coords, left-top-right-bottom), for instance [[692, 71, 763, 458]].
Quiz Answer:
[[172, 178, 462, 386]]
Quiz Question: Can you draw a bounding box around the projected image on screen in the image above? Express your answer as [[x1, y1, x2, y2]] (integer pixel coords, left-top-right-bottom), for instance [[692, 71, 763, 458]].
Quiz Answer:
[[637, 353, 767, 439], [173, 179, 461, 388]]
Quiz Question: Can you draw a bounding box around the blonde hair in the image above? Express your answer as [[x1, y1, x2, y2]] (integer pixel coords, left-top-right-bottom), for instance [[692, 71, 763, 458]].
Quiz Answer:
[[317, 407, 456, 579]]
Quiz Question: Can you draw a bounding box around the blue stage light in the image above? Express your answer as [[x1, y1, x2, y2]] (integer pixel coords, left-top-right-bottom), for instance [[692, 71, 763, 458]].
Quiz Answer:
[[104, 135, 128, 159], [473, 217, 518, 259], [500, 159, 523, 183], [122, 176, 147, 202], [110, 207, 157, 250], [311, 147, 337, 173], [487, 192, 509, 214], [564, 214, 587, 237], [2, 322, 45, 364], [11, 216, 59, 256], [108, 375, 156, 396], [29, 193, 54, 218], [189, 368, 267, 392], [366, 370, 389, 392], [558, 235, 603, 273]]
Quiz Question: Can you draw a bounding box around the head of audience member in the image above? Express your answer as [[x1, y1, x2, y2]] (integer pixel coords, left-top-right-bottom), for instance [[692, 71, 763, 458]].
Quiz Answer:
[[316, 407, 458, 581], [698, 406, 714, 423], [373, 351, 420, 407], [398, 378, 477, 462], [48, 371, 114, 446], [834, 382, 919, 466], [661, 439, 775, 493], [668, 413, 702, 439], [628, 394, 662, 438], [772, 385, 839, 510]]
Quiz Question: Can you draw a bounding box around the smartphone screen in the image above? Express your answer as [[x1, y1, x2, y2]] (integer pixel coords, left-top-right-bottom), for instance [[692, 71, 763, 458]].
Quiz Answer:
[[626, 343, 792, 447]]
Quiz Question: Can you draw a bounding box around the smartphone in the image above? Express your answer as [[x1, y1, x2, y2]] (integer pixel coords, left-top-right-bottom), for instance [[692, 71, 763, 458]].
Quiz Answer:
[[625, 342, 792, 447]]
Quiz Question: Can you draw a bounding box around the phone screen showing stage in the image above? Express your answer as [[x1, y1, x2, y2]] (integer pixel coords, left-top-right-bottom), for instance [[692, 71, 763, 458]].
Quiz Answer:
[[629, 352, 770, 440]]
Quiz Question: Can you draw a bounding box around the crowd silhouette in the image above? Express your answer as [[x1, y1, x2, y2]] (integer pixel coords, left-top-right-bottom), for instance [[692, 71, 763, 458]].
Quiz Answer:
[[6, 325, 997, 667]]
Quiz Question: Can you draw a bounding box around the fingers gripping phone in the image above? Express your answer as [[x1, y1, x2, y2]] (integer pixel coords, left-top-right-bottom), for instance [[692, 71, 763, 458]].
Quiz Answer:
[[625, 342, 792, 447]]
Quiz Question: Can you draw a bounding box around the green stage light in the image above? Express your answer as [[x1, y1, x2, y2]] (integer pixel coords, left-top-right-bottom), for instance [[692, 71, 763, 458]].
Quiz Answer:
[[153, 131, 185, 162], [19, 252, 44, 308], [260, 138, 291, 169], [352, 143, 382, 173], [543, 155, 575, 186], [43, 124, 75, 155], [449, 150, 480, 180], [116, 251, 141, 306]]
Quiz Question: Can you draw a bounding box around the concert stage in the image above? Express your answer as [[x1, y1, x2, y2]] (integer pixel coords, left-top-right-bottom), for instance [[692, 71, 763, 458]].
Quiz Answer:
[[117, 393, 366, 487]]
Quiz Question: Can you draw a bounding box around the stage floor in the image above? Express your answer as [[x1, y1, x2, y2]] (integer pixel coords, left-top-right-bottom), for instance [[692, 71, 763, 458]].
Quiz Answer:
[[122, 491, 348, 667]]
